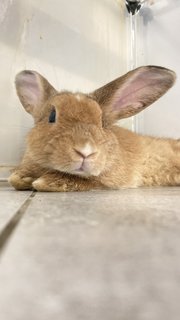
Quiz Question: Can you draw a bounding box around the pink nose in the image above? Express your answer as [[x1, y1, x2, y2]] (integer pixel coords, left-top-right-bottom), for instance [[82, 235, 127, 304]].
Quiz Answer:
[[74, 144, 97, 159]]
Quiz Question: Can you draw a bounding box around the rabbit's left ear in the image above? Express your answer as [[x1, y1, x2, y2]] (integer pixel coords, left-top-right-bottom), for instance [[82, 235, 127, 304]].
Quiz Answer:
[[91, 66, 176, 126]]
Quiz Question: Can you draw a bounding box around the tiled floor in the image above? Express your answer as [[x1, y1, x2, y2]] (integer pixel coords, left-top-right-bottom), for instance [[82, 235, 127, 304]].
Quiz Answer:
[[1, 183, 180, 320]]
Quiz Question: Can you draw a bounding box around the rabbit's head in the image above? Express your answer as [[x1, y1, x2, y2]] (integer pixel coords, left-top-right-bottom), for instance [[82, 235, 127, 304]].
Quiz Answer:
[[15, 66, 176, 177]]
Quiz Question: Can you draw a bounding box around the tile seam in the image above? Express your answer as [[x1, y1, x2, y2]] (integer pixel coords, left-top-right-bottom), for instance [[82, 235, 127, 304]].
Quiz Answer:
[[0, 191, 36, 256]]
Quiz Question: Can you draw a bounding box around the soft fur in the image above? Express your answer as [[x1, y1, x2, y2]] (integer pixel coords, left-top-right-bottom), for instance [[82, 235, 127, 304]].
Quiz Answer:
[[9, 66, 179, 192]]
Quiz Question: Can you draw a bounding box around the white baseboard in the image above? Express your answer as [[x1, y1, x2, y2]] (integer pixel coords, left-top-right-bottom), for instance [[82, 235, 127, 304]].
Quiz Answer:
[[0, 166, 14, 181]]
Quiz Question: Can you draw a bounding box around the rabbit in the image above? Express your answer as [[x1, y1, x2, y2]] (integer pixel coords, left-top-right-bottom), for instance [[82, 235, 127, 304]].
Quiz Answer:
[[8, 65, 179, 192]]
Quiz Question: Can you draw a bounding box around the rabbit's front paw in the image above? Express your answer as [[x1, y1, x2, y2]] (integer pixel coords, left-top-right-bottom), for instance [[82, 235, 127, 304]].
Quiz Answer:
[[8, 172, 34, 190], [32, 177, 76, 192], [32, 172, 103, 192]]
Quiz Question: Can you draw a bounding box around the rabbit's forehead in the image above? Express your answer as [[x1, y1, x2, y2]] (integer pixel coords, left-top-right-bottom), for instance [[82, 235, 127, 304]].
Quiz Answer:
[[51, 92, 97, 106], [50, 92, 102, 119]]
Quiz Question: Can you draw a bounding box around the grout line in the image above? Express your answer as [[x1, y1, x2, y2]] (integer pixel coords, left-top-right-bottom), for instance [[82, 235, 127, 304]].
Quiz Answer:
[[0, 191, 36, 256]]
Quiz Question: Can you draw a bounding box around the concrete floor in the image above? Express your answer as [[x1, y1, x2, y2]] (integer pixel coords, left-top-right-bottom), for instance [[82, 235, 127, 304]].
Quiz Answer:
[[1, 183, 180, 320]]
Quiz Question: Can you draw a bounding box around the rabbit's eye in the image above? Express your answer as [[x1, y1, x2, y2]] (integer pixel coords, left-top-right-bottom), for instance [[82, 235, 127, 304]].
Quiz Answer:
[[49, 109, 56, 123]]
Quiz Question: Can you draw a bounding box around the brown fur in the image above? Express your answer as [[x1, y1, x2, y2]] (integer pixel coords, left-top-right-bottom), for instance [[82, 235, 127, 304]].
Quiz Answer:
[[9, 66, 179, 192]]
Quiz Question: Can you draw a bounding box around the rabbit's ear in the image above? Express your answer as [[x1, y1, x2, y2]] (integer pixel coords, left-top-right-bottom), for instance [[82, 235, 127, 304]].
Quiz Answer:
[[91, 66, 176, 126], [15, 70, 57, 122]]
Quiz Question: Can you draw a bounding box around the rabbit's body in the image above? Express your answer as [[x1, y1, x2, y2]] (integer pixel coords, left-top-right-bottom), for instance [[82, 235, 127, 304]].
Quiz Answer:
[[110, 128, 180, 188], [90, 127, 180, 189], [9, 66, 179, 192], [138, 135, 180, 187]]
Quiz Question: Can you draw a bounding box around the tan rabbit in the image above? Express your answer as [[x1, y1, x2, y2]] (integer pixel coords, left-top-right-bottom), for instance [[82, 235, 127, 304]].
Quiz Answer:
[[9, 66, 179, 192]]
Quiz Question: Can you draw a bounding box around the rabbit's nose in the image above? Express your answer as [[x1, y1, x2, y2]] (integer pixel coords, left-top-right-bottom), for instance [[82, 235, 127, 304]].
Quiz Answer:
[[74, 143, 97, 159]]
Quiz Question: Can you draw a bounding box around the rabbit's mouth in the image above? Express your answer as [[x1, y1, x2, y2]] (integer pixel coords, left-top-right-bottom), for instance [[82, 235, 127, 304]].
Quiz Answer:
[[51, 161, 102, 177], [71, 162, 101, 177], [74, 167, 84, 174], [62, 155, 103, 177]]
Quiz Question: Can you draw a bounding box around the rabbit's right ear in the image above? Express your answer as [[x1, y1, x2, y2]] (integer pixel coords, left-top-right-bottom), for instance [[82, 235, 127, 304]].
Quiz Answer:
[[15, 70, 57, 122]]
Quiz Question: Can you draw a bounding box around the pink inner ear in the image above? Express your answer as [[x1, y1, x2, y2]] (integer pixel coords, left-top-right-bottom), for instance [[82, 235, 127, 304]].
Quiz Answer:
[[16, 72, 42, 108], [112, 70, 166, 111], [113, 82, 144, 110]]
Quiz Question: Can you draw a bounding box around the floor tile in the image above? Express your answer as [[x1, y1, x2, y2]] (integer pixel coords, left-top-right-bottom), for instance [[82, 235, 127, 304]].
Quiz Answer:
[[0, 184, 31, 231], [13, 187, 180, 229], [0, 187, 180, 319]]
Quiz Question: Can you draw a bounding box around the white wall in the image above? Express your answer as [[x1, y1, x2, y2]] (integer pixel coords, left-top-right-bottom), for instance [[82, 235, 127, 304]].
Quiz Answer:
[[137, 0, 180, 138], [0, 0, 129, 166]]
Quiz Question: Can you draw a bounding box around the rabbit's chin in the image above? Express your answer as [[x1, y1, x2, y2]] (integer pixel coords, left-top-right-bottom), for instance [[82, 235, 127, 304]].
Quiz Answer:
[[51, 165, 101, 178], [70, 168, 101, 177]]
